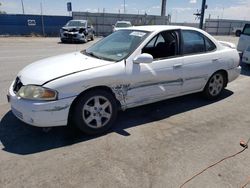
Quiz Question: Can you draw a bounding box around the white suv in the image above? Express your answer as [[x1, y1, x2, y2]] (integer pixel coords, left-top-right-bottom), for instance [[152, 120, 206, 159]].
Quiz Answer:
[[237, 24, 250, 54], [112, 21, 132, 32]]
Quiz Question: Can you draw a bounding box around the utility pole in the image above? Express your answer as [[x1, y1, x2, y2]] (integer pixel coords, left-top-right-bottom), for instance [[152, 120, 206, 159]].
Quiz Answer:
[[40, 2, 45, 37], [161, 0, 167, 16], [123, 0, 126, 14], [199, 0, 206, 29], [21, 0, 25, 14]]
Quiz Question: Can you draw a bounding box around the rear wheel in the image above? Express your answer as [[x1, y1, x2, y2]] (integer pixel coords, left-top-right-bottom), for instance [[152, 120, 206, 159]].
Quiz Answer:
[[235, 30, 241, 37], [73, 89, 118, 135], [203, 72, 226, 99]]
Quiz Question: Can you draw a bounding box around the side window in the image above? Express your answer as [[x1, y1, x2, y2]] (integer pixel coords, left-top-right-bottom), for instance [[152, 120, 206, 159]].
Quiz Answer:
[[155, 34, 165, 45], [146, 35, 157, 48], [242, 24, 250, 36], [182, 30, 205, 55], [204, 36, 216, 51], [142, 31, 179, 59]]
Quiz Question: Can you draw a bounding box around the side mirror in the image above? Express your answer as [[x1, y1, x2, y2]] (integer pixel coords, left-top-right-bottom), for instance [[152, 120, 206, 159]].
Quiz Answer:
[[133, 53, 153, 64]]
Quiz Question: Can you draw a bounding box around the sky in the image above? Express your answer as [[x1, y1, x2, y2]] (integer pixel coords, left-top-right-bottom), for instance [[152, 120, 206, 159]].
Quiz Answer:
[[1, 0, 250, 22]]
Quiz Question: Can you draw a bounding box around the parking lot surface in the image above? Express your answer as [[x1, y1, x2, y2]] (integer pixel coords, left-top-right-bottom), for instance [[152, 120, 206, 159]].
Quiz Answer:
[[0, 36, 249, 188]]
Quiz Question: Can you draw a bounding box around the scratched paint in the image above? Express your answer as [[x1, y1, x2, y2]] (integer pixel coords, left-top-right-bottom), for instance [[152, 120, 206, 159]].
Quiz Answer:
[[41, 104, 70, 112]]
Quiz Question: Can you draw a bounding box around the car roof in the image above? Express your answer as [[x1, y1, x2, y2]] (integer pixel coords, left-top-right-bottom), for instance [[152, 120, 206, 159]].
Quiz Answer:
[[124, 25, 201, 32]]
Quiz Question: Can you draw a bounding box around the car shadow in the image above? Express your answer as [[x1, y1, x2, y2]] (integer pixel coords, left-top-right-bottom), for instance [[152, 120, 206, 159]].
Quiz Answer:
[[240, 62, 250, 76], [57, 41, 85, 45], [0, 90, 233, 155]]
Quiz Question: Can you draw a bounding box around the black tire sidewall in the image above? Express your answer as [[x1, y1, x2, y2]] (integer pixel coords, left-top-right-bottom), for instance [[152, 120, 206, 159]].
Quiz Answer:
[[91, 34, 94, 41], [73, 89, 118, 135], [236, 30, 241, 37]]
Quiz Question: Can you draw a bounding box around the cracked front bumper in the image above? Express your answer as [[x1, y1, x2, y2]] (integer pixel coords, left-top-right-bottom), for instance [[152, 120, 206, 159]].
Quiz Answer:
[[8, 83, 76, 127], [60, 31, 86, 42]]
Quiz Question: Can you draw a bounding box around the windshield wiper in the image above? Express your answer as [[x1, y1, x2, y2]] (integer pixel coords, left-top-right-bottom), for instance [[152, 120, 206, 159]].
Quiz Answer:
[[83, 51, 115, 62], [86, 51, 99, 58]]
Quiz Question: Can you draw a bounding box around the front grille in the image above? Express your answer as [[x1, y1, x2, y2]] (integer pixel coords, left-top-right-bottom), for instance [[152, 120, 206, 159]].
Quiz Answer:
[[69, 28, 77, 32], [64, 33, 77, 38], [13, 77, 23, 93]]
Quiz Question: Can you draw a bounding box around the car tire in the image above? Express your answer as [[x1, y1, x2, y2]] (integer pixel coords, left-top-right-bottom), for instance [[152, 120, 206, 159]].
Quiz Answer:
[[203, 72, 226, 99], [73, 89, 118, 135], [91, 34, 94, 41], [235, 30, 241, 37], [61, 39, 66, 43], [82, 34, 88, 43]]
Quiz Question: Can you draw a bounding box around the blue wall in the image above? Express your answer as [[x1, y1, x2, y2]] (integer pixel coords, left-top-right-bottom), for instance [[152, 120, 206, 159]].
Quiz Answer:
[[0, 14, 72, 36]]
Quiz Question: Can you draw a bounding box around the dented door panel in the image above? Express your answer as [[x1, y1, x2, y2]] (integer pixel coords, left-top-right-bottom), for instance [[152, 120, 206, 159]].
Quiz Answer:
[[125, 57, 184, 106]]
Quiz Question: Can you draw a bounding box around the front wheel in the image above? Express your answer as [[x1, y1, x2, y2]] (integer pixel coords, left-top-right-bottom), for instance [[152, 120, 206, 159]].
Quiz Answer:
[[203, 72, 226, 99], [60, 38, 66, 43], [73, 89, 118, 135], [91, 34, 94, 41]]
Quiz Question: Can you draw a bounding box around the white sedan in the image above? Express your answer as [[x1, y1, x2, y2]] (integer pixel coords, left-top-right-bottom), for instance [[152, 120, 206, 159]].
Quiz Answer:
[[8, 26, 241, 134]]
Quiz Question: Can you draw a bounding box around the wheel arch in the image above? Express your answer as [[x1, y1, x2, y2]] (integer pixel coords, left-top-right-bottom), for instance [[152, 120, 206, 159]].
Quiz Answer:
[[203, 69, 229, 91], [216, 69, 228, 88], [67, 85, 122, 125]]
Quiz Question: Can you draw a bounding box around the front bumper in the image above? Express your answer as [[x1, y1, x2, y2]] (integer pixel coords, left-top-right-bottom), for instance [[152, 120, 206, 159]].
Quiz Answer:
[[60, 31, 86, 42], [8, 83, 76, 127]]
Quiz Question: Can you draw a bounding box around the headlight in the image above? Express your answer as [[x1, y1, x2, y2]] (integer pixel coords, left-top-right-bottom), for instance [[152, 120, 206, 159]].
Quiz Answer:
[[17, 85, 58, 101]]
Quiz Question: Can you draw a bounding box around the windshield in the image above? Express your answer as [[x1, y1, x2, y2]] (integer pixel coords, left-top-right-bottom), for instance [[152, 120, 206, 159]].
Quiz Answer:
[[84, 30, 149, 61], [115, 22, 132, 28], [242, 24, 250, 36], [66, 20, 86, 27]]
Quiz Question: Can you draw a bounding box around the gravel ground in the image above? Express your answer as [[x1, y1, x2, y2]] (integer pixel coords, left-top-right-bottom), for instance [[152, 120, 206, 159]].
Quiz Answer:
[[0, 36, 249, 188]]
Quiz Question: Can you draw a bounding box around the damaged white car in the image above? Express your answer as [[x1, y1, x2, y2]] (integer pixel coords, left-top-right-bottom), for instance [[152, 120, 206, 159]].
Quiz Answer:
[[8, 26, 241, 134]]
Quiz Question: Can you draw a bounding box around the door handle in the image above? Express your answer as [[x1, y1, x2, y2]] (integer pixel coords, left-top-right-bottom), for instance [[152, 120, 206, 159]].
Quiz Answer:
[[173, 63, 183, 68], [212, 58, 219, 62]]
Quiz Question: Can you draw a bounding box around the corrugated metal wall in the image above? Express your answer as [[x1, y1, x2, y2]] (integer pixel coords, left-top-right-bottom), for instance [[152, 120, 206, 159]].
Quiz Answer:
[[205, 19, 250, 35], [0, 14, 72, 36], [73, 12, 169, 36]]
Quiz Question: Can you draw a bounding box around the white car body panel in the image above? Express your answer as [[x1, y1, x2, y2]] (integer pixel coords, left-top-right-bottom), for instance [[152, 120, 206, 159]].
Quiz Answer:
[[8, 25, 241, 127], [18, 52, 113, 85], [237, 24, 250, 53], [242, 46, 250, 64]]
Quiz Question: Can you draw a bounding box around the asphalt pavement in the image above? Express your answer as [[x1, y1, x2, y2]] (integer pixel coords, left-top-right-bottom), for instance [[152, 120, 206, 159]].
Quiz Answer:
[[0, 36, 249, 188]]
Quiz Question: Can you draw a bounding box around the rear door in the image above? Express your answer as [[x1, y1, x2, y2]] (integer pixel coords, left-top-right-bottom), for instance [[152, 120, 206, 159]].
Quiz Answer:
[[180, 30, 219, 93], [237, 24, 250, 52]]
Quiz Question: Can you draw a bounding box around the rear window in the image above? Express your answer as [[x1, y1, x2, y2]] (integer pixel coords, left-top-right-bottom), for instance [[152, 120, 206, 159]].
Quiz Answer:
[[242, 24, 250, 36]]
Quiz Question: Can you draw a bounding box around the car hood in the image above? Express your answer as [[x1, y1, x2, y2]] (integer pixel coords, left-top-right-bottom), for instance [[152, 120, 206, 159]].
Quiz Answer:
[[62, 26, 85, 31], [18, 52, 113, 85]]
